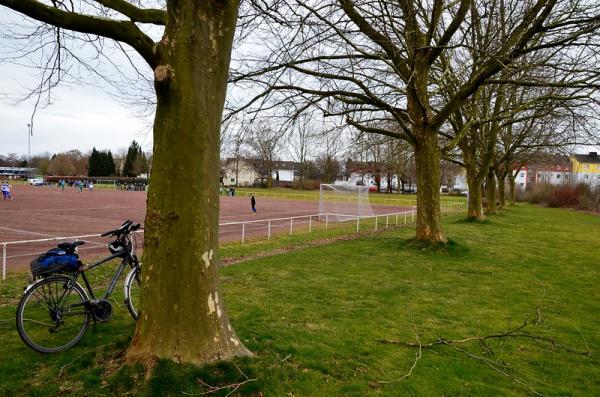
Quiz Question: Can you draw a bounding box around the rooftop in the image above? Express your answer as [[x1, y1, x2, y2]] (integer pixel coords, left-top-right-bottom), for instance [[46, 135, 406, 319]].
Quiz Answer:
[[572, 152, 600, 164]]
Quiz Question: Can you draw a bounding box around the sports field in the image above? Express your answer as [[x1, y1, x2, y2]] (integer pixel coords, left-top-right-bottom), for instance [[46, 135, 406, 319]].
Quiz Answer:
[[0, 185, 411, 273]]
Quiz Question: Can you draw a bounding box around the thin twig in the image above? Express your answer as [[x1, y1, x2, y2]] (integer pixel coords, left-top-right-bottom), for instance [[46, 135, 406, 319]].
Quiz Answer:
[[281, 353, 292, 362], [181, 378, 258, 396], [378, 334, 422, 384]]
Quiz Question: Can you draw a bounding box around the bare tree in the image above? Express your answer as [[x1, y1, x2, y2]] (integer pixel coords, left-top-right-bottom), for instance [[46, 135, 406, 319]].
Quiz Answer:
[[232, 0, 600, 242], [288, 114, 317, 189], [247, 123, 285, 188], [0, 0, 251, 364]]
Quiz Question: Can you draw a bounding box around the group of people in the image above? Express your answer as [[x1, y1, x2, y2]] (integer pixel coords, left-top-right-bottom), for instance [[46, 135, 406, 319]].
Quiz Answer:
[[220, 186, 237, 196], [58, 179, 93, 192], [1, 181, 13, 200]]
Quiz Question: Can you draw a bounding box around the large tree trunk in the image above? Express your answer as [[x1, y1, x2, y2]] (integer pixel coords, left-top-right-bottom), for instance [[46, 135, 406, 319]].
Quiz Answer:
[[497, 169, 507, 209], [461, 141, 485, 221], [414, 131, 446, 242], [466, 169, 484, 221], [127, 0, 251, 365], [485, 169, 497, 214]]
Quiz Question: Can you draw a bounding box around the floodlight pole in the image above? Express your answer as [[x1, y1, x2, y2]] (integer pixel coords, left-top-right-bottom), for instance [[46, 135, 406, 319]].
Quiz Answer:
[[27, 123, 31, 176]]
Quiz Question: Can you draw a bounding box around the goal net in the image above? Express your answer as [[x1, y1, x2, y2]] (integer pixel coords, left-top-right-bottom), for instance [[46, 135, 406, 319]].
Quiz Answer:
[[319, 184, 374, 221], [96, 179, 116, 189]]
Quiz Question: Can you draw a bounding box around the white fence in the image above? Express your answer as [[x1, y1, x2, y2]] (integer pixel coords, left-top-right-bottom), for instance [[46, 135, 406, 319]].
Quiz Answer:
[[1, 203, 465, 280]]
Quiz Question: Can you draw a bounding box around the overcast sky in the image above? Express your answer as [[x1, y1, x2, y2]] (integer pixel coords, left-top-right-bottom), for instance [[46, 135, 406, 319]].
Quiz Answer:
[[0, 8, 153, 158]]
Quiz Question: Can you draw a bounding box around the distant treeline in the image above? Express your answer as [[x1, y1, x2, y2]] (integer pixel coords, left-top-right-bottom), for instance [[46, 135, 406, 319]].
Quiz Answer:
[[44, 176, 148, 185]]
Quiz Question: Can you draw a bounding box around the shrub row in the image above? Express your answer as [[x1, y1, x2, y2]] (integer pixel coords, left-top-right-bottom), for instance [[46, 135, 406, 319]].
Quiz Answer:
[[517, 183, 600, 211]]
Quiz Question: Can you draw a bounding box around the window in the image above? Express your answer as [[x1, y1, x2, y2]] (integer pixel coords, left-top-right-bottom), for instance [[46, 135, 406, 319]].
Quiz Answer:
[[584, 175, 589, 179], [537, 173, 542, 179], [597, 175, 600, 180], [556, 174, 561, 179], [230, 178, 235, 182], [520, 172, 525, 178]]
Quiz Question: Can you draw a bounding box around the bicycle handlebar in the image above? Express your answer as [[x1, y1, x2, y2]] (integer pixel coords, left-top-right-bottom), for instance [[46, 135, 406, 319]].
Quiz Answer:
[[101, 220, 140, 237]]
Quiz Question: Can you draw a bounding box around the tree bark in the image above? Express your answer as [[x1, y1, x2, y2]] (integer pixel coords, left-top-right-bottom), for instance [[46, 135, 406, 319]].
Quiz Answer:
[[126, 0, 252, 365], [460, 140, 485, 221], [509, 172, 517, 205], [414, 130, 446, 242], [496, 169, 507, 209], [485, 169, 497, 214], [466, 169, 484, 220]]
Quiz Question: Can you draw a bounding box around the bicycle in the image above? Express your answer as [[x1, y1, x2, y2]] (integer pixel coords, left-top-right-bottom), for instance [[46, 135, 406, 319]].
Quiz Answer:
[[16, 220, 143, 353]]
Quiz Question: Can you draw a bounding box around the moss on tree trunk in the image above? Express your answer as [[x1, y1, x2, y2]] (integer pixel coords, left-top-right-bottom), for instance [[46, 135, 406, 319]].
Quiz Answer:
[[414, 130, 446, 242], [126, 0, 251, 365]]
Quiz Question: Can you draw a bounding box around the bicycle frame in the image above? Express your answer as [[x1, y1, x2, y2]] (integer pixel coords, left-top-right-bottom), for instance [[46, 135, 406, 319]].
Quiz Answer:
[[78, 252, 133, 301]]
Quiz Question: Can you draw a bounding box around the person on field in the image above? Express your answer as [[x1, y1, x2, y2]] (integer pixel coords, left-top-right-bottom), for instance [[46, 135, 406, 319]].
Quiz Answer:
[[1, 181, 10, 200], [89, 182, 94, 192], [250, 193, 256, 213]]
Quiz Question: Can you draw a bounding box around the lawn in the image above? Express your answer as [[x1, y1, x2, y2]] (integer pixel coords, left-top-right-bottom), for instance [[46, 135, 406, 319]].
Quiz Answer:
[[0, 204, 598, 396], [235, 186, 466, 206]]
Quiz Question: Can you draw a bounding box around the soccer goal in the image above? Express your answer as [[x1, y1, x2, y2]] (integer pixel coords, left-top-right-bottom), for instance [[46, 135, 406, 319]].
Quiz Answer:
[[96, 179, 117, 190], [319, 184, 374, 221]]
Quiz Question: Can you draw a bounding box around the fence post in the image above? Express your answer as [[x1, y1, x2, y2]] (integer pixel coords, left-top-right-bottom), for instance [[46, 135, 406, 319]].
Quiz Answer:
[[375, 216, 378, 231], [356, 217, 360, 232], [290, 218, 293, 236], [395, 214, 398, 226], [268, 220, 271, 240], [325, 214, 329, 230], [2, 243, 6, 281], [241, 223, 246, 244], [404, 213, 407, 225], [386, 215, 389, 228], [309, 216, 312, 233]]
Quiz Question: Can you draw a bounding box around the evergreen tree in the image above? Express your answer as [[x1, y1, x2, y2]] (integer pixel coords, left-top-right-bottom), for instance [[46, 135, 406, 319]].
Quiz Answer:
[[88, 148, 117, 177], [105, 151, 116, 176], [123, 140, 142, 177], [88, 148, 100, 176]]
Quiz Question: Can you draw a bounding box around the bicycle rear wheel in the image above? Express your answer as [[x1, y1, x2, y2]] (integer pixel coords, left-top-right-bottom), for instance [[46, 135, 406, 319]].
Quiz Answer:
[[16, 275, 90, 353]]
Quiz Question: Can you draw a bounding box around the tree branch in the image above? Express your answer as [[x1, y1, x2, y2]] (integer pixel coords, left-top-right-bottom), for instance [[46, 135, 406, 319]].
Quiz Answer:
[[94, 0, 166, 25], [0, 0, 158, 67]]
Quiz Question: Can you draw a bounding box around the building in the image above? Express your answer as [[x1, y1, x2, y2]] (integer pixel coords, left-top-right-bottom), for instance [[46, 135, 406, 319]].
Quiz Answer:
[[513, 155, 571, 190], [0, 167, 35, 178], [571, 152, 600, 186], [221, 158, 298, 186]]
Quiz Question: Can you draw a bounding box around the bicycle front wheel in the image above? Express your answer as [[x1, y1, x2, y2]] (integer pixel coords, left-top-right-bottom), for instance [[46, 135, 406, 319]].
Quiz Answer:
[[124, 266, 141, 321], [16, 275, 90, 353]]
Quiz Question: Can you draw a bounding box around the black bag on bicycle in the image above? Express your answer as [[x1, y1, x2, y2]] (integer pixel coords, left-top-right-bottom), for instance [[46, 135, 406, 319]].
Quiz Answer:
[[30, 247, 80, 277]]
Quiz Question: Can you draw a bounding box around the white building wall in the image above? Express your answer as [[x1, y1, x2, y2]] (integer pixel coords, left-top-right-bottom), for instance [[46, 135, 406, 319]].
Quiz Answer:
[[514, 169, 528, 189], [273, 169, 294, 182]]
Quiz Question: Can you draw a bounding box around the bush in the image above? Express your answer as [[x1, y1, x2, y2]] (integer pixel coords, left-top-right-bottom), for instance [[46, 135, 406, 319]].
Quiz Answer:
[[547, 185, 581, 208], [518, 182, 600, 211]]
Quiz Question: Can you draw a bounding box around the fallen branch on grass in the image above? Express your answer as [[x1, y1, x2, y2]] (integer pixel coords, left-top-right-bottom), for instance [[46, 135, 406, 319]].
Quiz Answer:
[[181, 359, 258, 397], [375, 311, 590, 395], [376, 317, 590, 356]]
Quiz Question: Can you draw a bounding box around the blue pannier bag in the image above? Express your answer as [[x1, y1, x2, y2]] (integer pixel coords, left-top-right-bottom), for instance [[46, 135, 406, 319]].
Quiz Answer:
[[30, 248, 80, 277]]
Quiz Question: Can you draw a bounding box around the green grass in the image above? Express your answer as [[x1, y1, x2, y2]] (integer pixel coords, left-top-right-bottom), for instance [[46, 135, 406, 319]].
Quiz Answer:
[[0, 204, 598, 396], [235, 187, 466, 206]]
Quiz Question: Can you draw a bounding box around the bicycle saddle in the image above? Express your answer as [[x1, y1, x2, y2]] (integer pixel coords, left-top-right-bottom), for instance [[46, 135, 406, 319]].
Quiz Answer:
[[58, 241, 86, 252]]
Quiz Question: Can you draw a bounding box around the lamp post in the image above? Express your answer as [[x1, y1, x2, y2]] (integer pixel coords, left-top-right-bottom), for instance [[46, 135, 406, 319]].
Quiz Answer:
[[26, 123, 32, 177]]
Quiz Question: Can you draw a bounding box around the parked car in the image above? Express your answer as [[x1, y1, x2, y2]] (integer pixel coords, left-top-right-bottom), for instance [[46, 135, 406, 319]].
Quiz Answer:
[[27, 178, 44, 186]]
